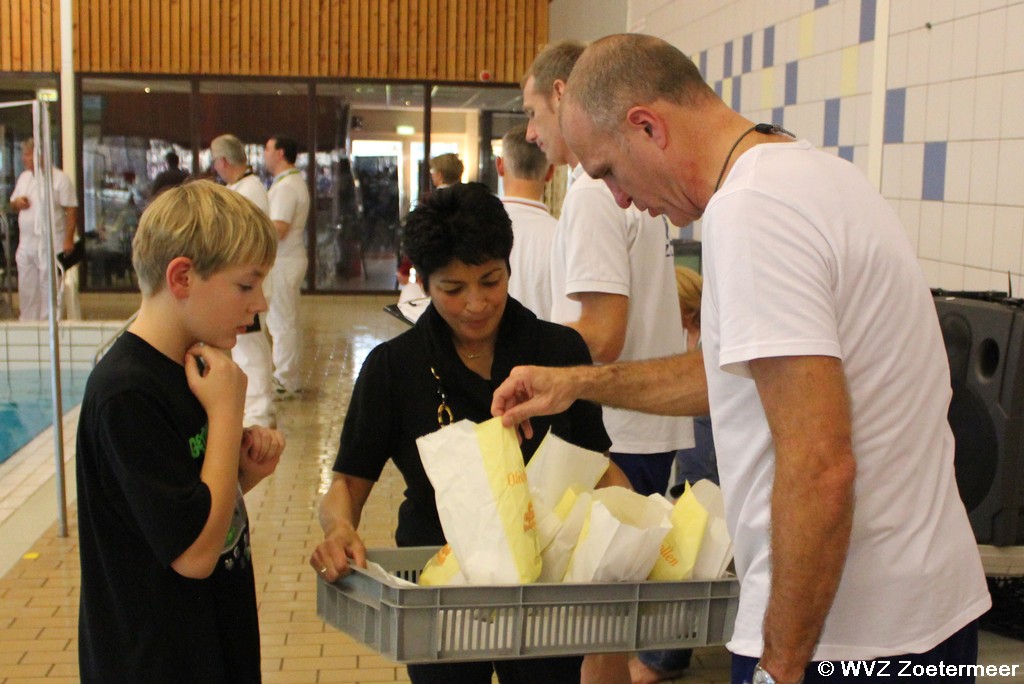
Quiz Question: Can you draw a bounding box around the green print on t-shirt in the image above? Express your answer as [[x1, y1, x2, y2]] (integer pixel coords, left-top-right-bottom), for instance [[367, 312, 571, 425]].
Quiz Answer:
[[189, 424, 208, 459]]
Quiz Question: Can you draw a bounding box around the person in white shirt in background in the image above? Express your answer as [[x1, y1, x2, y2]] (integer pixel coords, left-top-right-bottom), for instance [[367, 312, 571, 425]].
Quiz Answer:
[[263, 135, 310, 399], [496, 123, 556, 320], [211, 133, 276, 428], [521, 40, 692, 499], [9, 138, 80, 321]]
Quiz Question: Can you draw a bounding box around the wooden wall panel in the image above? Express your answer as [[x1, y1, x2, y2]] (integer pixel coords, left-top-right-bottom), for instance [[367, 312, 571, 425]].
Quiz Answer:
[[50, 0, 549, 83]]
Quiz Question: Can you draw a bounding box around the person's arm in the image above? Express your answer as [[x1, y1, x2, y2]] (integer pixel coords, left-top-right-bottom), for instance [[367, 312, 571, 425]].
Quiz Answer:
[[568, 292, 628, 363], [310, 473, 375, 581], [750, 355, 856, 682], [492, 351, 709, 437], [63, 206, 77, 254], [238, 426, 285, 493], [595, 459, 632, 489], [170, 343, 248, 579], [272, 220, 290, 241]]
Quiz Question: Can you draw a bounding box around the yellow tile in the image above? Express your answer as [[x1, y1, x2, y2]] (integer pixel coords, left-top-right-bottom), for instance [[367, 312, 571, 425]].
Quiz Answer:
[[841, 45, 859, 97], [800, 13, 815, 58]]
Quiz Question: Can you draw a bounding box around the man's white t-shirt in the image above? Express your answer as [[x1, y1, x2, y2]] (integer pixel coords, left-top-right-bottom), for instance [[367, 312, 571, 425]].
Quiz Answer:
[[228, 173, 270, 216], [702, 140, 989, 660], [11, 168, 77, 248], [503, 197, 556, 320], [550, 165, 692, 453], [268, 169, 310, 263]]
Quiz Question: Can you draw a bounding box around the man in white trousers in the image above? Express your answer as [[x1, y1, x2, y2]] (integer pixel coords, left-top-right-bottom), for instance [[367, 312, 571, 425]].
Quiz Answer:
[[263, 135, 310, 399]]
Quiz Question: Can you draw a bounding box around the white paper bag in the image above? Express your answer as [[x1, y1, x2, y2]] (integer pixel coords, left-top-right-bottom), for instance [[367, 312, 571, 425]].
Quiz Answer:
[[416, 418, 541, 584], [563, 487, 673, 583], [689, 479, 734, 579], [525, 431, 610, 582]]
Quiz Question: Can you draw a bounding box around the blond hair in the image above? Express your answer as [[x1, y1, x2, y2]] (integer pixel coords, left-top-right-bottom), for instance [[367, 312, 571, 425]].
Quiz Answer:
[[675, 266, 703, 327], [500, 124, 549, 181], [521, 39, 586, 97], [429, 153, 464, 185], [132, 180, 277, 296]]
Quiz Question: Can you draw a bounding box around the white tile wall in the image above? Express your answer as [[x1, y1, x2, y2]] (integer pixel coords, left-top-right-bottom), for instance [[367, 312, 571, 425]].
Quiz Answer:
[[624, 0, 1024, 291], [965, 204, 996, 269]]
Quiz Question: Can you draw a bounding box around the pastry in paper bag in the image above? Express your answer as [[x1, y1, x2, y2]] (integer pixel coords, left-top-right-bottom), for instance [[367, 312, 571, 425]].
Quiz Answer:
[[525, 431, 609, 582], [416, 418, 541, 584], [418, 544, 468, 586], [689, 479, 734, 579], [563, 487, 673, 583]]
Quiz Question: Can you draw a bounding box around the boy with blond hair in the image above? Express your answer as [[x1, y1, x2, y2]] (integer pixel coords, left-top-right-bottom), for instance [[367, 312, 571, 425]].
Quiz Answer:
[[76, 180, 285, 682]]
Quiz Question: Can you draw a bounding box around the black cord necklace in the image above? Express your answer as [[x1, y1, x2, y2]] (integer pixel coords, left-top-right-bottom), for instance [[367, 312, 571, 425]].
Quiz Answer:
[[713, 123, 795, 193]]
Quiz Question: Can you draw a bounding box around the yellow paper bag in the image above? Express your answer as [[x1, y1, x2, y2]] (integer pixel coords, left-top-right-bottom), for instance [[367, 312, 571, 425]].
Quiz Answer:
[[419, 544, 467, 586], [647, 482, 709, 580], [417, 418, 541, 584]]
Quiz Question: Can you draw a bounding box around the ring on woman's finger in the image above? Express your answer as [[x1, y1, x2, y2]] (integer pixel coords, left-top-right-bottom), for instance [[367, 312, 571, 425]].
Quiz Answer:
[[319, 566, 328, 574]]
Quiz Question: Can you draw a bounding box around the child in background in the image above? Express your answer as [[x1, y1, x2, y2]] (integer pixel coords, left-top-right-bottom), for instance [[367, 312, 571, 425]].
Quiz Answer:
[[76, 181, 285, 683]]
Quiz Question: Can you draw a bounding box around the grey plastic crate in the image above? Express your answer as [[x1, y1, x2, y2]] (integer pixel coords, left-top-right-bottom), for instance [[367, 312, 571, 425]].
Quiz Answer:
[[316, 546, 738, 663]]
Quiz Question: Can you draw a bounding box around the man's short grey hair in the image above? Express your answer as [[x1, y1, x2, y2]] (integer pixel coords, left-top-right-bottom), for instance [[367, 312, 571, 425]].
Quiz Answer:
[[500, 124, 549, 181], [564, 34, 716, 132], [210, 134, 248, 165]]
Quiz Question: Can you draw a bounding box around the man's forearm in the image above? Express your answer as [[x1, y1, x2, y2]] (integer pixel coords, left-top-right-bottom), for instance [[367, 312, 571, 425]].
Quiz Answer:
[[576, 350, 709, 416]]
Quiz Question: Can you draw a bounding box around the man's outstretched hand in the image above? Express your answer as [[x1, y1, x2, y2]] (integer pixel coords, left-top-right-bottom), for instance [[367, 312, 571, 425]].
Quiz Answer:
[[491, 365, 583, 440]]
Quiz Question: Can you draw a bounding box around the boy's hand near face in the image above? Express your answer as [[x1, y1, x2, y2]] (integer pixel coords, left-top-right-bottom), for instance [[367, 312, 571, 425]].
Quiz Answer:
[[185, 343, 247, 422], [239, 426, 285, 492]]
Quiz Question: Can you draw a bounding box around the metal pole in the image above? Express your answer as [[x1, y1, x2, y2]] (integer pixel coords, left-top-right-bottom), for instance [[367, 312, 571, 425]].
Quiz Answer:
[[34, 100, 69, 538]]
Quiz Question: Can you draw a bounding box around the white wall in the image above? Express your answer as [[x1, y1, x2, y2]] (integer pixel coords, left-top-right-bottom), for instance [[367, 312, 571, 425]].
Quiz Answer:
[[553, 0, 1024, 294], [549, 0, 628, 42]]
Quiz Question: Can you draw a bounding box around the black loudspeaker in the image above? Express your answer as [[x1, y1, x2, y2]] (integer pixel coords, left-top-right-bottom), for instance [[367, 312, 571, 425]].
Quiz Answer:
[[934, 293, 1024, 545]]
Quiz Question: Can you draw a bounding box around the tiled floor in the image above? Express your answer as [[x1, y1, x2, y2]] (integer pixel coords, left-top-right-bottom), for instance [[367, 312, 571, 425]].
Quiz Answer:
[[1, 294, 1022, 683]]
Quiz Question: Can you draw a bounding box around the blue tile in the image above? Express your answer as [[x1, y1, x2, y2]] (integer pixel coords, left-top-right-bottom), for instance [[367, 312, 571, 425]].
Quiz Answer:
[[785, 61, 798, 106], [742, 33, 753, 73], [860, 0, 877, 43], [838, 146, 854, 162], [773, 106, 785, 129], [764, 26, 775, 68], [922, 141, 947, 201], [884, 88, 906, 144], [816, 0, 830, 7], [732, 76, 742, 111], [715, 80, 723, 98], [700, 50, 708, 81], [824, 98, 841, 147], [724, 41, 734, 78]]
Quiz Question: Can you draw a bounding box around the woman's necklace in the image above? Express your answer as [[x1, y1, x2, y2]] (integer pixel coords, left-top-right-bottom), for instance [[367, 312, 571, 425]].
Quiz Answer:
[[456, 346, 492, 360], [713, 123, 795, 193]]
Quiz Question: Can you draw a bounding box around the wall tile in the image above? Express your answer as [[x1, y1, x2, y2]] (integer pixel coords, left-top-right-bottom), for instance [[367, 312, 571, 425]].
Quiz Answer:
[[842, 0, 862, 45], [940, 202, 968, 263], [923, 141, 948, 201], [964, 204, 995, 268], [926, 21, 954, 83], [972, 75, 1003, 140], [992, 204, 1024, 274], [967, 141, 999, 204], [904, 85, 929, 143], [898, 199, 923, 252], [881, 144, 904, 198], [999, 71, 1024, 139], [976, 8, 1007, 75], [925, 83, 951, 141], [963, 266, 994, 290], [996, 140, 1024, 207], [885, 87, 908, 143], [919, 202, 945, 261], [906, 28, 930, 86], [902, 143, 926, 200], [950, 15, 980, 80], [859, 0, 877, 43], [919, 258, 942, 287], [947, 79, 977, 142], [938, 261, 966, 289], [943, 142, 973, 203], [1006, 3, 1024, 71]]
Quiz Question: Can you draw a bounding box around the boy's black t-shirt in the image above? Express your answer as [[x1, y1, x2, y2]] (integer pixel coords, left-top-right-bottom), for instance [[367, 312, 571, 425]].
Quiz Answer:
[[76, 333, 261, 683]]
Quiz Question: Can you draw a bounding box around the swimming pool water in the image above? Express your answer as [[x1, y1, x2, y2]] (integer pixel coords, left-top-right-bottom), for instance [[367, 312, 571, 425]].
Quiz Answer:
[[0, 367, 91, 466]]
